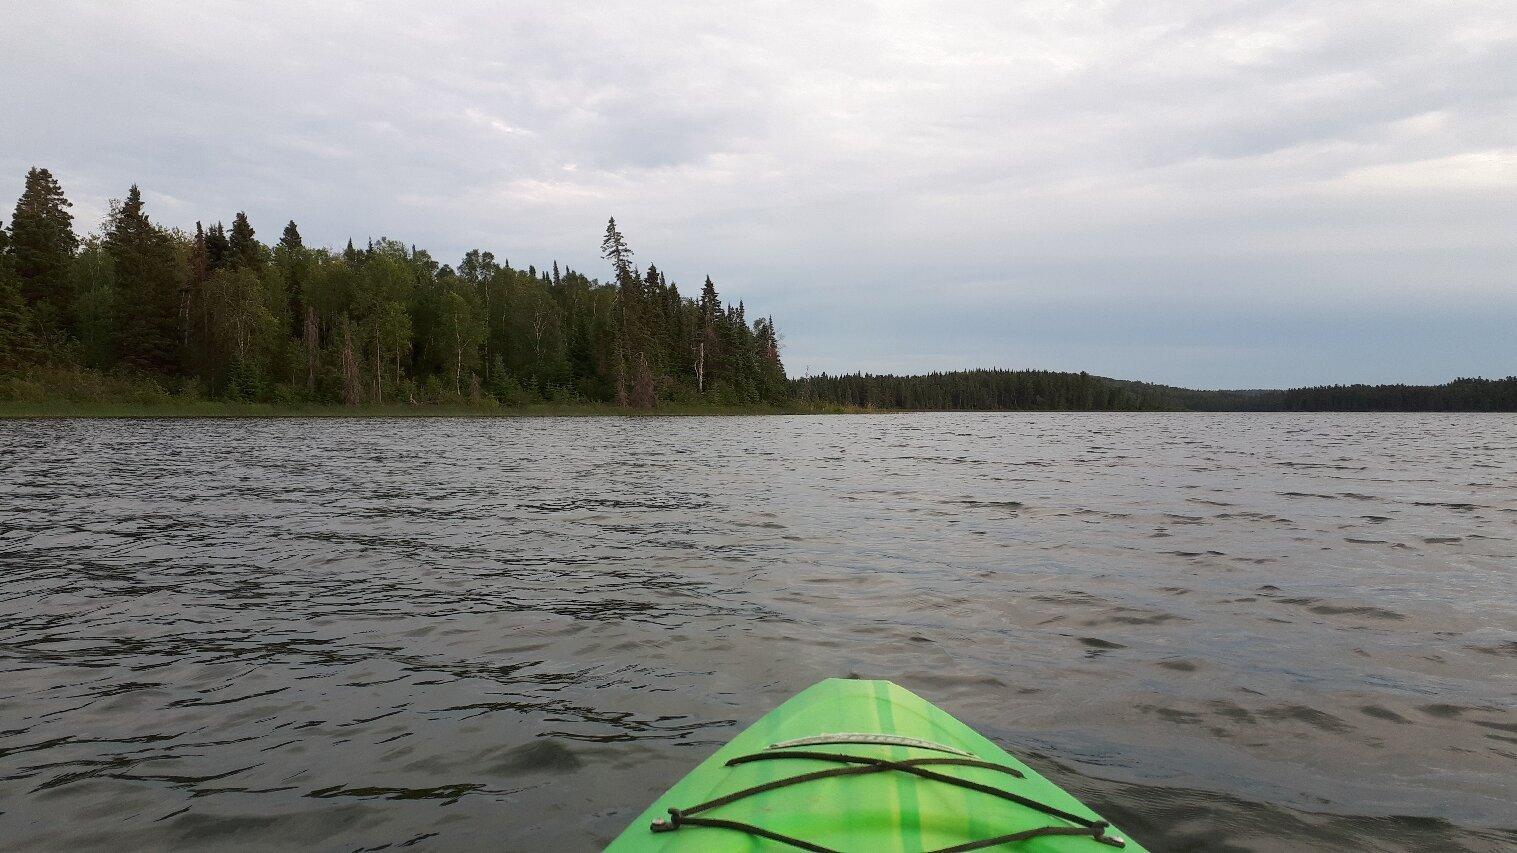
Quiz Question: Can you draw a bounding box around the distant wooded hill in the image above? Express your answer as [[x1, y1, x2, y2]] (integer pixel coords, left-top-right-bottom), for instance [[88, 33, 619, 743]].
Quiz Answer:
[[792, 370, 1517, 412]]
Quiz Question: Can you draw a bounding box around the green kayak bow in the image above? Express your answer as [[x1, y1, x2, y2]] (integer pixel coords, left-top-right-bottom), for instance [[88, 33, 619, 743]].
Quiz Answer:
[[607, 678, 1145, 852]]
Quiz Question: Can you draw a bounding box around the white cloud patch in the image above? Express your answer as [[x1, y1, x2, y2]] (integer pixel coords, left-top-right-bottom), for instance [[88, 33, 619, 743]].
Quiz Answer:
[[1, 0, 1514, 385]]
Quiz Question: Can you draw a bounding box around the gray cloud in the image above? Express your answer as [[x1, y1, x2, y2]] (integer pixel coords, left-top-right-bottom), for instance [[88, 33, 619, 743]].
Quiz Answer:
[[2, 0, 1513, 386]]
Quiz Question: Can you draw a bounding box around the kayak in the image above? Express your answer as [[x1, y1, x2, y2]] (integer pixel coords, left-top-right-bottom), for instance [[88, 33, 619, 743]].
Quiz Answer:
[[606, 678, 1144, 852]]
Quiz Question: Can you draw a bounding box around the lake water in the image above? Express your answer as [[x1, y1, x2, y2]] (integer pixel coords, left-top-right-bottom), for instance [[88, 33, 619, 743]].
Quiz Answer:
[[1, 414, 1513, 852]]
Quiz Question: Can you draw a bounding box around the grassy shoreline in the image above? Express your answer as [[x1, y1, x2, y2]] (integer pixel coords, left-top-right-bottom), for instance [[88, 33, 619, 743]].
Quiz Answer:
[[0, 399, 856, 418], [0, 367, 856, 418]]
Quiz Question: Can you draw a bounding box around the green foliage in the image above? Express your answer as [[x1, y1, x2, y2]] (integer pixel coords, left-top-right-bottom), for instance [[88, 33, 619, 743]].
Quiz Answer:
[[69, 239, 117, 368], [487, 357, 535, 406], [0, 246, 40, 367], [1, 365, 174, 405], [203, 267, 277, 380], [223, 358, 264, 401], [4, 171, 790, 409]]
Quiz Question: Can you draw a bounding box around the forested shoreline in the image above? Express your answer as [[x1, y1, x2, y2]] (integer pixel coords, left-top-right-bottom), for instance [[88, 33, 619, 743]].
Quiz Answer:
[[794, 370, 1517, 412], [0, 168, 787, 409], [3, 167, 1512, 415]]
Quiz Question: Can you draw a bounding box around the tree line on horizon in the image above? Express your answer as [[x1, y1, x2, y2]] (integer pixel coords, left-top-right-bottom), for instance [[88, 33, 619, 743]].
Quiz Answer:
[[793, 370, 1517, 412], [0, 167, 788, 406], [5, 167, 1511, 414]]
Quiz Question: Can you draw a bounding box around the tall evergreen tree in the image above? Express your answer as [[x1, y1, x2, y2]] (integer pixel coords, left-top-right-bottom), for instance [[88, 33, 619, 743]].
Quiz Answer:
[[108, 186, 182, 372], [228, 211, 262, 270], [278, 220, 302, 252], [0, 216, 40, 366], [600, 217, 634, 285], [276, 220, 307, 338], [692, 276, 722, 393], [184, 222, 210, 351], [8, 167, 77, 329], [205, 221, 229, 270]]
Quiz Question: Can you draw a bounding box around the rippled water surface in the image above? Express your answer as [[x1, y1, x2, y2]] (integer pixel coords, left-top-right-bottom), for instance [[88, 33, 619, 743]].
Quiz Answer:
[[1, 414, 1514, 852]]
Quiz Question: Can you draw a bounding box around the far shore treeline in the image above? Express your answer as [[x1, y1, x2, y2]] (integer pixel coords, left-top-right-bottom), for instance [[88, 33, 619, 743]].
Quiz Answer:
[[2, 167, 1513, 414], [793, 370, 1517, 413], [0, 167, 787, 409]]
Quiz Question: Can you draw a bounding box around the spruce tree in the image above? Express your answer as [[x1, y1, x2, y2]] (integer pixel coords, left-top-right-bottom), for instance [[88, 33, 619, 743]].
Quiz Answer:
[[108, 186, 182, 372], [8, 167, 78, 329], [205, 222, 229, 270], [0, 216, 40, 366], [600, 217, 634, 284], [276, 220, 307, 338], [228, 212, 262, 270], [279, 220, 302, 252], [699, 276, 719, 323], [602, 216, 648, 384], [184, 222, 210, 355], [695, 276, 722, 392]]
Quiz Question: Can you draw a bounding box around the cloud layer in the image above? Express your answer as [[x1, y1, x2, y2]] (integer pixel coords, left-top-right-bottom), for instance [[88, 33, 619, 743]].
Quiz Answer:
[[3, 1, 1513, 386]]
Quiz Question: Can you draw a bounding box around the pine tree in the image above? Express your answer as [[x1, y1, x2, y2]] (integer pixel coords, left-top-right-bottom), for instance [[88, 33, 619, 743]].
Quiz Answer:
[[8, 167, 78, 329], [108, 185, 182, 372]]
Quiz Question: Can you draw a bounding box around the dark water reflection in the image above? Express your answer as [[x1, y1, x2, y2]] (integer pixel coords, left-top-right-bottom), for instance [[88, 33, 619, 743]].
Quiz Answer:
[[1, 414, 1513, 852]]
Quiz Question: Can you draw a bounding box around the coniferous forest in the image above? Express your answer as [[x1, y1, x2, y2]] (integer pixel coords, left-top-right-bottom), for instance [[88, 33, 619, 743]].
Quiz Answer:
[[0, 168, 787, 408], [2, 167, 1512, 413], [793, 370, 1517, 412]]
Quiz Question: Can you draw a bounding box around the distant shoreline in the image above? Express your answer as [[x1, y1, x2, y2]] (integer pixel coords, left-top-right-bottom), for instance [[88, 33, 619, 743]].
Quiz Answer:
[[6, 365, 1514, 418], [792, 369, 1517, 413], [6, 400, 1515, 418]]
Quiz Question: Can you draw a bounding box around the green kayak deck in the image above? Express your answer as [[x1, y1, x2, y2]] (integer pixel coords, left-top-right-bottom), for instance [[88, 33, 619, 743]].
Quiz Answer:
[[607, 679, 1145, 852]]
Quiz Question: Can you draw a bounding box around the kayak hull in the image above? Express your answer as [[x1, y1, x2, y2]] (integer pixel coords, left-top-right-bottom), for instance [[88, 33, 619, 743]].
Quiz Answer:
[[606, 678, 1145, 852]]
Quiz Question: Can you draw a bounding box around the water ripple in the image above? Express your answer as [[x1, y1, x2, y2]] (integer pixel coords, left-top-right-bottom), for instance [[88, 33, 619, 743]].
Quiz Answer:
[[1, 413, 1514, 851]]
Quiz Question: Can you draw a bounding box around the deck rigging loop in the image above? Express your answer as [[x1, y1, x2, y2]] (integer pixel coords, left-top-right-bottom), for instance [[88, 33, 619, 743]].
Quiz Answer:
[[648, 748, 1127, 850]]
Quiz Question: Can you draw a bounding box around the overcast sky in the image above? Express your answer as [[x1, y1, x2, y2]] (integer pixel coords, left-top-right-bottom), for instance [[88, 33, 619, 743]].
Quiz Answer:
[[3, 1, 1513, 388]]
